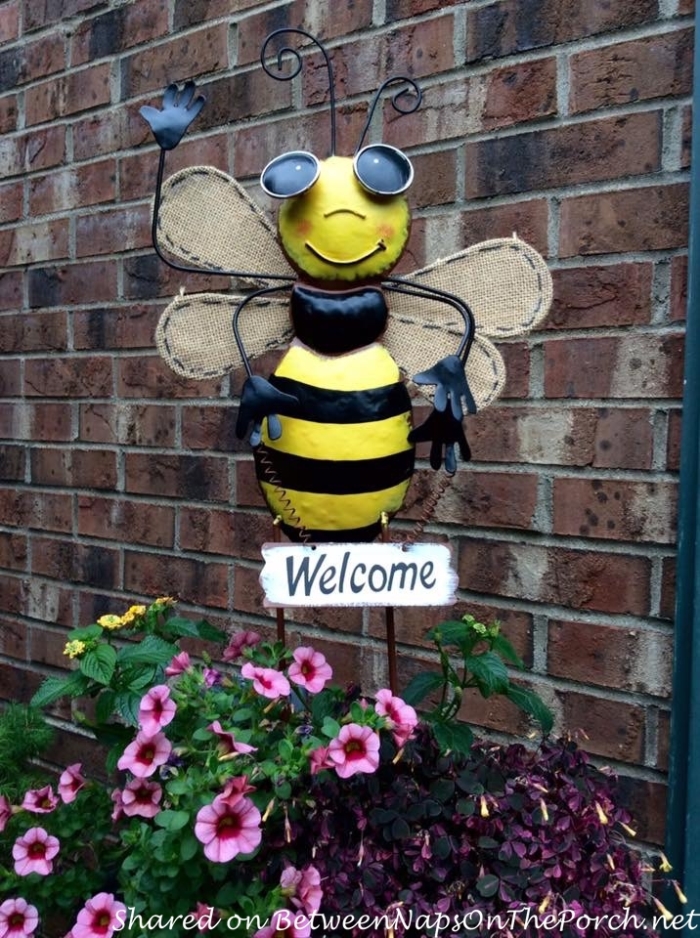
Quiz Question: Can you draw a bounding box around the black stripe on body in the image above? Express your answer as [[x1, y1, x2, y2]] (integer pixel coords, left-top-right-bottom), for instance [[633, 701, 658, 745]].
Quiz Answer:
[[255, 446, 415, 496], [269, 375, 411, 424]]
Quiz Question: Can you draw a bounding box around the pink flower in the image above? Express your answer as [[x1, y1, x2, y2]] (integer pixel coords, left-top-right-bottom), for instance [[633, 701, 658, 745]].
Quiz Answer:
[[288, 647, 332, 694], [21, 786, 58, 814], [165, 651, 192, 677], [207, 721, 257, 756], [194, 905, 219, 933], [218, 776, 256, 806], [241, 662, 290, 699], [138, 685, 176, 736], [194, 794, 262, 862], [12, 828, 60, 877], [117, 731, 171, 778], [121, 779, 162, 819], [72, 893, 126, 938], [308, 746, 332, 775], [203, 667, 222, 687], [0, 795, 12, 833], [254, 910, 311, 938], [374, 689, 418, 746], [58, 764, 85, 805], [109, 788, 124, 822], [327, 723, 380, 779], [222, 630, 261, 662], [0, 898, 39, 938], [280, 865, 323, 915]]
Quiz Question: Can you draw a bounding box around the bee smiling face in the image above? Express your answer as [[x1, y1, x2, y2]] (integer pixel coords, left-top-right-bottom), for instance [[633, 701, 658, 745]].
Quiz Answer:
[[262, 150, 412, 283]]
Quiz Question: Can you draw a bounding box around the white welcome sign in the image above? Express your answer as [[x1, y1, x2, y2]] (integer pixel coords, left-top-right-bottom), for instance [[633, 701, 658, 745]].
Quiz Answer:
[[260, 542, 457, 608]]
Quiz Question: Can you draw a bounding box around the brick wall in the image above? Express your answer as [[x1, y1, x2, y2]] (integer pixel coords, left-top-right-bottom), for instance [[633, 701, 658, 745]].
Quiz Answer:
[[0, 0, 691, 845]]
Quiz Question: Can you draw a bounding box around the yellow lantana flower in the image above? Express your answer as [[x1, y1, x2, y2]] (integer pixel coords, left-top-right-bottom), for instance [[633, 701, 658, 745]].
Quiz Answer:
[[154, 596, 176, 607], [97, 614, 123, 630], [64, 640, 87, 659]]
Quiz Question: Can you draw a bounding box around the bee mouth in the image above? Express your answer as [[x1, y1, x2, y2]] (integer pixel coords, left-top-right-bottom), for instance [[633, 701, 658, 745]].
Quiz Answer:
[[305, 240, 386, 265]]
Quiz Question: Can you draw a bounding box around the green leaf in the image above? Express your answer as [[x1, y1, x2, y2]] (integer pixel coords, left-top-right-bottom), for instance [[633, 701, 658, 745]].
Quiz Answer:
[[95, 689, 117, 724], [79, 644, 117, 685], [427, 619, 474, 654], [180, 833, 199, 862], [310, 688, 341, 723], [31, 672, 89, 708], [491, 633, 524, 668], [321, 716, 341, 739], [67, 624, 103, 642], [432, 720, 473, 756], [401, 671, 444, 707], [118, 635, 178, 667], [155, 810, 191, 832], [476, 874, 500, 898], [113, 690, 142, 726], [466, 651, 509, 697], [506, 685, 554, 734]]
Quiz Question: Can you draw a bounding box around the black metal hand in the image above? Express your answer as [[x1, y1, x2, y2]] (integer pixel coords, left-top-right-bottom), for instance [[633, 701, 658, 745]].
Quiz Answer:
[[412, 354, 477, 419], [235, 376, 300, 447], [409, 408, 471, 474], [139, 81, 205, 150]]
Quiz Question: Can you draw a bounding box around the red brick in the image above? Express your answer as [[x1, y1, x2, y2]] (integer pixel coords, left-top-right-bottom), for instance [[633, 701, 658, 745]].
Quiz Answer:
[[73, 304, 160, 352], [477, 58, 558, 132], [30, 625, 74, 670], [174, 0, 260, 28], [31, 448, 117, 490], [120, 25, 230, 97], [0, 311, 67, 353], [659, 557, 676, 621], [458, 538, 651, 616], [408, 150, 458, 209], [0, 444, 24, 481], [0, 359, 21, 396], [0, 179, 22, 223], [0, 575, 23, 616], [25, 63, 111, 125], [234, 563, 364, 637], [29, 160, 116, 215], [384, 79, 471, 151], [118, 355, 224, 400], [71, 0, 170, 66], [548, 619, 672, 696], [119, 133, 229, 202], [24, 124, 66, 172], [460, 200, 550, 259], [0, 662, 43, 705], [25, 356, 113, 398], [0, 533, 27, 572], [73, 112, 125, 162], [236, 459, 266, 509], [124, 453, 230, 503], [79, 403, 176, 447], [180, 507, 272, 560], [467, 113, 661, 199], [0, 489, 72, 532], [544, 333, 684, 400], [556, 691, 646, 763], [181, 405, 247, 454], [0, 219, 70, 267], [499, 343, 532, 400], [0, 402, 73, 443], [466, 0, 657, 61], [122, 253, 229, 302], [0, 271, 21, 310], [592, 408, 654, 471], [670, 255, 687, 323], [76, 205, 151, 257], [616, 776, 666, 845], [570, 30, 693, 114], [28, 261, 118, 308], [666, 409, 681, 473], [549, 263, 652, 330], [124, 549, 229, 609], [24, 0, 106, 31], [78, 496, 174, 548], [0, 93, 17, 133], [0, 32, 65, 92], [0, 615, 27, 659], [657, 709, 671, 772], [0, 1, 20, 42], [31, 536, 120, 588], [560, 184, 689, 256], [681, 104, 692, 169], [0, 134, 25, 177]]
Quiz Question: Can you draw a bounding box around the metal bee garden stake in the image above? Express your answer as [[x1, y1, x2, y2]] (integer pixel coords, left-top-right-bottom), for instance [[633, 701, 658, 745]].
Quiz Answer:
[[140, 29, 552, 692]]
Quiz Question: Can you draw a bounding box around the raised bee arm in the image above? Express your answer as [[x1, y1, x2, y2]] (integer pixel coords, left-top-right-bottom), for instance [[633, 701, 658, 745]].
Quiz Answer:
[[384, 279, 477, 474]]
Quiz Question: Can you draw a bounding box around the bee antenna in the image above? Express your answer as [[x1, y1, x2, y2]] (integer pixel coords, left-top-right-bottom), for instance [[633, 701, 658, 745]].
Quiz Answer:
[[260, 28, 337, 157], [355, 76, 422, 153]]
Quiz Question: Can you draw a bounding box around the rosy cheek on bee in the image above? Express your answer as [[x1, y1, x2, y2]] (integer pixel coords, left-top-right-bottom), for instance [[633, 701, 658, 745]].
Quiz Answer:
[[296, 219, 313, 237], [377, 223, 395, 240]]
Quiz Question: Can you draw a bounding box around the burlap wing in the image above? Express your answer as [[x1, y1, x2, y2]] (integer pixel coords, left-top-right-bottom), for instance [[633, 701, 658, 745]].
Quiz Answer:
[[156, 292, 293, 379], [157, 166, 295, 286], [384, 236, 552, 410]]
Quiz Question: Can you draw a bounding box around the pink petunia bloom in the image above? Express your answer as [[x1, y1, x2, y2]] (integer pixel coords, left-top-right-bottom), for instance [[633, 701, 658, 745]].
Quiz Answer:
[[241, 662, 290, 699], [21, 786, 58, 814], [138, 685, 176, 736], [71, 893, 127, 938], [120, 778, 162, 819], [280, 865, 323, 915], [194, 794, 262, 862], [308, 746, 332, 776], [288, 647, 332, 694], [327, 723, 380, 779], [253, 909, 311, 938], [12, 827, 60, 877], [218, 776, 256, 807], [0, 898, 39, 938], [374, 689, 418, 746], [109, 788, 124, 822], [117, 731, 171, 778], [194, 905, 220, 934], [222, 630, 261, 662], [207, 721, 257, 757], [165, 651, 192, 677], [58, 764, 85, 805], [203, 667, 222, 687], [0, 794, 12, 833]]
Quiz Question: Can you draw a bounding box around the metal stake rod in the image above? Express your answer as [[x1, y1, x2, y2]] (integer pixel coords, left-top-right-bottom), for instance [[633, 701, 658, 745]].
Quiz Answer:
[[381, 513, 398, 695], [272, 517, 286, 645]]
